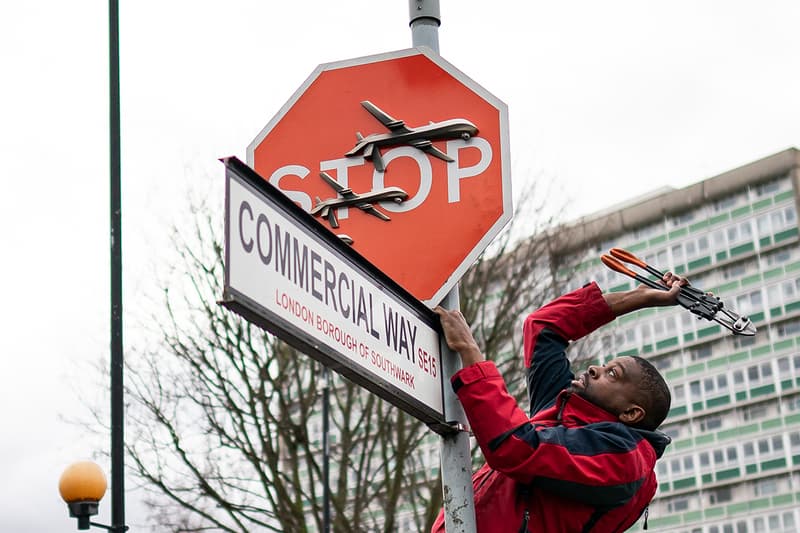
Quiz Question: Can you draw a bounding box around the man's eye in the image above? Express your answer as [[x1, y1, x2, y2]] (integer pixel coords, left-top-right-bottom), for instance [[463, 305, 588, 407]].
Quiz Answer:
[[609, 368, 617, 377]]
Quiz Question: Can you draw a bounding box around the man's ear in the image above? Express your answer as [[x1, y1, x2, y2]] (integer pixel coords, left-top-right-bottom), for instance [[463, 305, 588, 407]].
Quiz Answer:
[[618, 404, 645, 426]]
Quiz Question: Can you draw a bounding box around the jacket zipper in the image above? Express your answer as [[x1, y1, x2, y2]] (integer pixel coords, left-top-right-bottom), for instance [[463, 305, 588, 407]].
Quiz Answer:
[[517, 510, 530, 533], [473, 468, 495, 496], [556, 392, 571, 421]]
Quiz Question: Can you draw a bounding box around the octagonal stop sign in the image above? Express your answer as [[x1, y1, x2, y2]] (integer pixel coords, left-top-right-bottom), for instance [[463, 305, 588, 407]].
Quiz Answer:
[[247, 48, 511, 305]]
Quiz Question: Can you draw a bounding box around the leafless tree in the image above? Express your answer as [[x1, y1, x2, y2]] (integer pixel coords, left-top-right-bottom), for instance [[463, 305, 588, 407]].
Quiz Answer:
[[120, 177, 586, 532]]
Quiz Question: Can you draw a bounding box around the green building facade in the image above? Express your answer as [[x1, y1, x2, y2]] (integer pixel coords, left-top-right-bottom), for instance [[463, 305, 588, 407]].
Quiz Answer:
[[558, 148, 800, 533]]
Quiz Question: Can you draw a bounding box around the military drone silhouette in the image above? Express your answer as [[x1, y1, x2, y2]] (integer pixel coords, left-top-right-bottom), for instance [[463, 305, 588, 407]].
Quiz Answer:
[[345, 100, 478, 172], [309, 171, 408, 228]]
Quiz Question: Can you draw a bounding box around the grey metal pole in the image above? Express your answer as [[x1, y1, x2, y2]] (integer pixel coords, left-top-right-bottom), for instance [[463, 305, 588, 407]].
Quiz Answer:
[[408, 0, 441, 52], [109, 0, 126, 531], [409, 3, 477, 531], [435, 287, 477, 533]]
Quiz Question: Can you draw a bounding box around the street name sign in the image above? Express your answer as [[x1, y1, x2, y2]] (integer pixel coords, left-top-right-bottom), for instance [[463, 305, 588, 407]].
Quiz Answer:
[[221, 157, 446, 428], [248, 47, 512, 305]]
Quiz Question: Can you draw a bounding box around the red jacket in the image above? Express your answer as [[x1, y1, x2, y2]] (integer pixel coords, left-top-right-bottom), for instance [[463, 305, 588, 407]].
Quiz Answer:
[[432, 283, 670, 532]]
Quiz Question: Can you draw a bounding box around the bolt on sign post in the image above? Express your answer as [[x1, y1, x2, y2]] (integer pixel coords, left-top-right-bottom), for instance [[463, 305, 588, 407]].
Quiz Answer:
[[247, 47, 512, 306]]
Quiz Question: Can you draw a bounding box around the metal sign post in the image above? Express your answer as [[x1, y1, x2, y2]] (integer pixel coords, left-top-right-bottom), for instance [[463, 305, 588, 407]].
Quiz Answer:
[[409, 2, 477, 531]]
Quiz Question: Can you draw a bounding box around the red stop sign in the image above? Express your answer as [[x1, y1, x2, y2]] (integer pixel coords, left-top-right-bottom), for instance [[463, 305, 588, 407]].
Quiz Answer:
[[247, 48, 511, 304]]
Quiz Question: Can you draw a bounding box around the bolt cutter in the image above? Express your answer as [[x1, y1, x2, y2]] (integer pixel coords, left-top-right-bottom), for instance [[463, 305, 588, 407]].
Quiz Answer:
[[601, 248, 757, 336]]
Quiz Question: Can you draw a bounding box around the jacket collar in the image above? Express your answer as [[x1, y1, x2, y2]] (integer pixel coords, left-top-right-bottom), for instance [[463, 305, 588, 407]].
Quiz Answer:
[[555, 389, 618, 425], [555, 390, 672, 458]]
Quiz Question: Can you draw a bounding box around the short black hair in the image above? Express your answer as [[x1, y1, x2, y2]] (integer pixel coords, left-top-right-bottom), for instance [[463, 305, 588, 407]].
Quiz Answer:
[[630, 356, 671, 431]]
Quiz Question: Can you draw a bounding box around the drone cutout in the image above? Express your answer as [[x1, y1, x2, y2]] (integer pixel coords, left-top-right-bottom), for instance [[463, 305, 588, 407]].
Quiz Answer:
[[309, 171, 408, 229], [345, 100, 478, 172]]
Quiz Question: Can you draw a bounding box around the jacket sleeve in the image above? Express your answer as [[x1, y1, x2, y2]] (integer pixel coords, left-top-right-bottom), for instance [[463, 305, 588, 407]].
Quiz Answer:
[[453, 362, 653, 506], [524, 282, 615, 414]]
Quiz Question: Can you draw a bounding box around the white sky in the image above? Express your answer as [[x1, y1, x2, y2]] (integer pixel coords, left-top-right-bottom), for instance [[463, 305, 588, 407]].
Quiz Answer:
[[2, 1, 799, 531]]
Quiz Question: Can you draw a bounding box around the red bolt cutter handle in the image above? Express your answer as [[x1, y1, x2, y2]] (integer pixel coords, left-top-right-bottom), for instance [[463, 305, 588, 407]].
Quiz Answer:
[[601, 248, 756, 336]]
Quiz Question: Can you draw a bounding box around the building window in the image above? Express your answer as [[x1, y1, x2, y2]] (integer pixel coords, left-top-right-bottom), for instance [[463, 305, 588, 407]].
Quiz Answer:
[[673, 384, 686, 405], [755, 180, 782, 197], [655, 354, 674, 370], [727, 226, 740, 244], [785, 205, 797, 225], [722, 263, 747, 280], [667, 497, 690, 512], [698, 235, 709, 254], [767, 284, 781, 307], [709, 487, 733, 504], [712, 229, 726, 249], [700, 451, 710, 467], [784, 396, 800, 412], [744, 442, 755, 458], [663, 425, 681, 440], [783, 511, 796, 530], [641, 324, 652, 344], [769, 515, 781, 532], [743, 403, 768, 422], [757, 214, 771, 236], [736, 290, 763, 315], [764, 248, 793, 266], [691, 345, 712, 361], [672, 244, 684, 263], [733, 335, 757, 349], [671, 212, 695, 227], [726, 446, 737, 462], [713, 196, 737, 211], [755, 478, 778, 496], [690, 381, 702, 401]]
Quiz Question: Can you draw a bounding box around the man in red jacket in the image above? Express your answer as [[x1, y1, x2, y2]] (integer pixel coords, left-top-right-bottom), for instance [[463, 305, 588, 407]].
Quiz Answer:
[[432, 274, 685, 532]]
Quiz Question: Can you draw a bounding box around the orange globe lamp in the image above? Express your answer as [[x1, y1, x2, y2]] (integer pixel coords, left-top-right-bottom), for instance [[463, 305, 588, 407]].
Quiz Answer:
[[59, 461, 107, 530]]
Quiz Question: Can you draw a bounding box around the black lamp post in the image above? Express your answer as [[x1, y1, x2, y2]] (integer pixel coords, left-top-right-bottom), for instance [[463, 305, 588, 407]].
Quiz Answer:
[[61, 4, 124, 531], [108, 0, 125, 531]]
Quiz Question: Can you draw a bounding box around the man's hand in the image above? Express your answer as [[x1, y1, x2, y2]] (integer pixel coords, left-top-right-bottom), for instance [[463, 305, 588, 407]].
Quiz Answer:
[[433, 307, 485, 367], [604, 272, 688, 317], [637, 271, 687, 305]]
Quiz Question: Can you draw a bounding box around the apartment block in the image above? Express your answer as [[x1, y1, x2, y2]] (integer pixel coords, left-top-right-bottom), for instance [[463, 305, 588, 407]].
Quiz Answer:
[[556, 148, 800, 533]]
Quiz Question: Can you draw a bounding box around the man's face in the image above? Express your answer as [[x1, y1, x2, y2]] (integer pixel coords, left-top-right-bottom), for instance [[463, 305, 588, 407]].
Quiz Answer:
[[568, 356, 644, 419]]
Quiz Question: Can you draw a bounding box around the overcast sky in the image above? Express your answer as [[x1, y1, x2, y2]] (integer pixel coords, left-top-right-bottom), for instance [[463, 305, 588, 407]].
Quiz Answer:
[[2, 1, 800, 531]]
